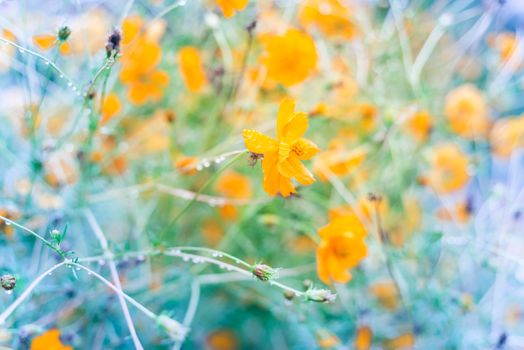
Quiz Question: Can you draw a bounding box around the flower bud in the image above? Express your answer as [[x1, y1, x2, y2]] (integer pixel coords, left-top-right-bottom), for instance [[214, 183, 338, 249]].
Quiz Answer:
[[58, 26, 71, 41], [305, 288, 336, 303], [251, 264, 278, 282], [283, 290, 295, 301], [1, 274, 16, 291]]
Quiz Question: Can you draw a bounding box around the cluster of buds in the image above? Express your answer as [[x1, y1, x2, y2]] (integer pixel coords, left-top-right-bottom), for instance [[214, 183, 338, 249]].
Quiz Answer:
[[156, 314, 188, 342], [1, 274, 16, 291], [305, 288, 337, 303], [251, 264, 279, 282]]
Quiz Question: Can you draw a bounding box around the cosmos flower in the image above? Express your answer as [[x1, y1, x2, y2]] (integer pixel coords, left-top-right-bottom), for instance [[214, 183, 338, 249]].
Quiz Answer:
[[242, 97, 319, 197]]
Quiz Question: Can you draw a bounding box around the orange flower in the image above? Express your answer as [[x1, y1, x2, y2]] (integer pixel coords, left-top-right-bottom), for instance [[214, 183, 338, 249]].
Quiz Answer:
[[119, 16, 169, 105], [405, 110, 433, 142], [216, 0, 249, 19], [30, 329, 72, 350], [260, 29, 318, 87], [100, 93, 121, 125], [316, 329, 340, 348], [178, 46, 207, 92], [355, 326, 373, 350], [489, 32, 519, 63], [444, 84, 490, 139], [242, 98, 319, 197], [202, 220, 224, 247], [384, 333, 415, 350], [437, 200, 472, 223], [0, 208, 19, 237], [206, 329, 237, 350], [313, 139, 366, 181], [370, 281, 398, 310], [33, 27, 72, 55], [298, 0, 358, 39], [216, 171, 251, 220], [175, 155, 199, 175], [424, 144, 470, 194], [490, 115, 524, 158], [316, 213, 367, 284]]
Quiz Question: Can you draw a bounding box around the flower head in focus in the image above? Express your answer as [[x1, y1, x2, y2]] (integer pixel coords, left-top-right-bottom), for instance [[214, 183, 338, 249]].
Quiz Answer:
[[259, 29, 318, 87], [242, 97, 319, 197], [316, 212, 367, 284]]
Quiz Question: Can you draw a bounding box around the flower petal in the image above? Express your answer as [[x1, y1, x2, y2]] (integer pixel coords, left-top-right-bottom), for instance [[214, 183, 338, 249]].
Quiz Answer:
[[242, 130, 278, 154], [292, 138, 320, 160], [278, 154, 315, 185], [33, 34, 56, 50], [277, 97, 296, 139], [261, 153, 279, 196], [283, 112, 308, 143]]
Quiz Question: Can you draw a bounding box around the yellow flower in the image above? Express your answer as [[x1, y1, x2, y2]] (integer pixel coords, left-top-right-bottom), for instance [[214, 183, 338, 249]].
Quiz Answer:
[[178, 46, 208, 92], [100, 93, 122, 125], [216, 0, 249, 19], [405, 110, 433, 142], [316, 213, 367, 284], [30, 329, 72, 350], [313, 139, 366, 181], [33, 30, 71, 55], [424, 144, 470, 194], [489, 32, 519, 63], [490, 115, 524, 158], [119, 16, 169, 105], [355, 326, 373, 350], [298, 0, 358, 39], [216, 171, 252, 220], [260, 29, 318, 87], [242, 97, 319, 197], [444, 84, 490, 139], [370, 281, 398, 310]]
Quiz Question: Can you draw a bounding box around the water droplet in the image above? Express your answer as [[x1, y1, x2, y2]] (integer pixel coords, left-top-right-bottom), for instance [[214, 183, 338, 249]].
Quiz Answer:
[[5, 290, 13, 295], [173, 249, 181, 254], [87, 271, 92, 275], [234, 259, 240, 264], [203, 161, 211, 168], [18, 48, 25, 54], [48, 272, 53, 276], [98, 259, 106, 266], [196, 164, 203, 171], [59, 74, 64, 78], [212, 252, 219, 257], [5, 222, 11, 226], [75, 267, 80, 271], [44, 61, 50, 65], [67, 82, 73, 87], [182, 256, 189, 262]]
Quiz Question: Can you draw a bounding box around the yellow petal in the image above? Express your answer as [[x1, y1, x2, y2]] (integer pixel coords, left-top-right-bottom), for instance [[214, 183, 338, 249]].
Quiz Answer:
[[283, 112, 308, 143], [277, 97, 296, 139], [242, 129, 278, 154], [278, 141, 290, 162], [122, 16, 144, 45], [292, 138, 320, 160], [278, 154, 315, 185], [33, 34, 56, 50], [59, 42, 71, 55], [261, 153, 280, 196]]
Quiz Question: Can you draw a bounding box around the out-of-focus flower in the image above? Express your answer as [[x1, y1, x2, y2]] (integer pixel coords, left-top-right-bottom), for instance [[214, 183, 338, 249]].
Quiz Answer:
[[444, 84, 490, 139], [0, 29, 17, 73], [259, 29, 318, 87], [119, 16, 169, 105], [0, 208, 19, 237], [68, 9, 111, 54], [44, 151, 79, 188], [370, 281, 398, 310], [174, 155, 199, 175], [437, 200, 472, 223], [216, 171, 251, 220], [313, 139, 366, 181], [206, 329, 238, 350], [383, 333, 415, 350], [33, 26, 72, 56], [316, 212, 367, 284], [488, 32, 519, 64], [423, 144, 470, 194], [100, 93, 122, 125], [178, 46, 208, 92], [201, 219, 224, 247], [355, 326, 373, 350], [316, 329, 340, 348], [125, 112, 171, 154], [405, 110, 433, 142], [298, 0, 358, 40], [242, 97, 319, 197], [490, 115, 524, 158], [216, 0, 249, 19], [30, 329, 72, 350]]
